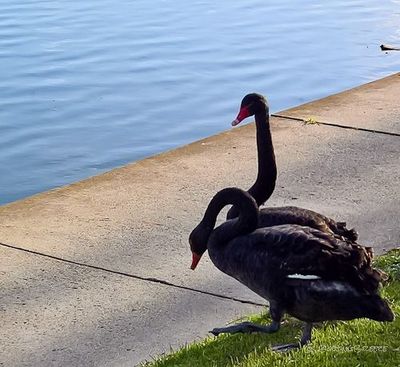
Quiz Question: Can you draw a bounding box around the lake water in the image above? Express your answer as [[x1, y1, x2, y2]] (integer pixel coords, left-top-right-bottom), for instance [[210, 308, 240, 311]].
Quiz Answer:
[[1, 0, 399, 205]]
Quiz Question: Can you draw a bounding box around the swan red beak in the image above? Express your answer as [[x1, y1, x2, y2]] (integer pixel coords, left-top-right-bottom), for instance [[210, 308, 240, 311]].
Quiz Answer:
[[232, 106, 250, 126], [190, 252, 202, 270]]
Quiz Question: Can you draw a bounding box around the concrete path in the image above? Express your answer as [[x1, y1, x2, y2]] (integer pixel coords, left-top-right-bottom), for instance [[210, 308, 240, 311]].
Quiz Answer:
[[1, 73, 399, 366]]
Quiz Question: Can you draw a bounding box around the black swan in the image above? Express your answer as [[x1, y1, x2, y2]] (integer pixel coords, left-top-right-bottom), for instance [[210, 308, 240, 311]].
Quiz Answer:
[[190, 187, 393, 351], [227, 93, 358, 243]]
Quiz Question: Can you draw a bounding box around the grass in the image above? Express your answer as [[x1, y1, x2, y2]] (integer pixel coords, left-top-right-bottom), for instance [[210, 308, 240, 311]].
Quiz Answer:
[[142, 249, 400, 367]]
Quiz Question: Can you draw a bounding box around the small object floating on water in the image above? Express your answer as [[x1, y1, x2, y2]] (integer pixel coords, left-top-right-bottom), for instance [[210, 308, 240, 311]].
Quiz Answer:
[[380, 44, 400, 51]]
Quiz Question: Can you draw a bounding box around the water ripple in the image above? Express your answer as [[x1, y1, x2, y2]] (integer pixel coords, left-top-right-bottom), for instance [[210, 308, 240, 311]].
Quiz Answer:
[[0, 0, 399, 204]]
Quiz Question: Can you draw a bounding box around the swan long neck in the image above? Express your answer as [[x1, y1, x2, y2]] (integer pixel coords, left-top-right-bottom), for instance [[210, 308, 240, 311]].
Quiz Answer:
[[204, 188, 258, 247], [248, 105, 277, 206]]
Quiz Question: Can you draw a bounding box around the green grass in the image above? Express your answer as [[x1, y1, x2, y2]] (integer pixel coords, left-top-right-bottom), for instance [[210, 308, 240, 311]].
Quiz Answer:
[[143, 249, 400, 367]]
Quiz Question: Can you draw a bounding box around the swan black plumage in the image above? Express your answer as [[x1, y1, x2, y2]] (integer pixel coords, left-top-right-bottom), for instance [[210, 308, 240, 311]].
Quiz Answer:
[[227, 93, 359, 242], [190, 187, 393, 350]]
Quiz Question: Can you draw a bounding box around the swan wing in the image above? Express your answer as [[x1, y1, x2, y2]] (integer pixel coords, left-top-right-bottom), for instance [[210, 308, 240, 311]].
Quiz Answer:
[[248, 224, 381, 294], [258, 207, 358, 242]]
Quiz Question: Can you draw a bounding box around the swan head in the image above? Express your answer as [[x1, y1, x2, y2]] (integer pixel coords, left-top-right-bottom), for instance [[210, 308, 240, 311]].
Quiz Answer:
[[232, 93, 268, 126], [189, 222, 211, 270]]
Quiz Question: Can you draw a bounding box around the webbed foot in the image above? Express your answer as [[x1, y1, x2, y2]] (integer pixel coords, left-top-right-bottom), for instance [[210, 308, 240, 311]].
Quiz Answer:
[[271, 342, 301, 353], [271, 322, 312, 353], [210, 321, 280, 336]]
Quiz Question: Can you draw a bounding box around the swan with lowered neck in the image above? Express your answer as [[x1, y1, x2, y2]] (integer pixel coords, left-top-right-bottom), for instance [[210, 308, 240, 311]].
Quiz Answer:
[[190, 187, 393, 351], [227, 93, 359, 242]]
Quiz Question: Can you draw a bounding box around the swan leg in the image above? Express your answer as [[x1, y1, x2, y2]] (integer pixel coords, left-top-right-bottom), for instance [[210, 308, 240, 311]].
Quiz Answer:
[[210, 320, 280, 336], [271, 322, 312, 352], [210, 304, 283, 336]]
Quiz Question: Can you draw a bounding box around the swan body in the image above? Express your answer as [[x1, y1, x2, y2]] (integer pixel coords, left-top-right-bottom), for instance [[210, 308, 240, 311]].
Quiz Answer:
[[190, 188, 393, 350], [257, 206, 358, 242], [227, 94, 358, 242]]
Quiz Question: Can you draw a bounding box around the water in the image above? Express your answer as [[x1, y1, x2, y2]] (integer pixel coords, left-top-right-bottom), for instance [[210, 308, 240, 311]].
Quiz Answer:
[[1, 0, 399, 205]]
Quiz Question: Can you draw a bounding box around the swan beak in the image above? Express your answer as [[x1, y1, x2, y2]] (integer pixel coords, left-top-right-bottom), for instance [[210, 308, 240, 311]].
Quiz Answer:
[[190, 252, 202, 270], [231, 106, 250, 127]]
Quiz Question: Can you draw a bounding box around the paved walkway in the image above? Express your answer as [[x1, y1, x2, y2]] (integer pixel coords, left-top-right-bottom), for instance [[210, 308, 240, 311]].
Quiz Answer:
[[1, 73, 399, 366]]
